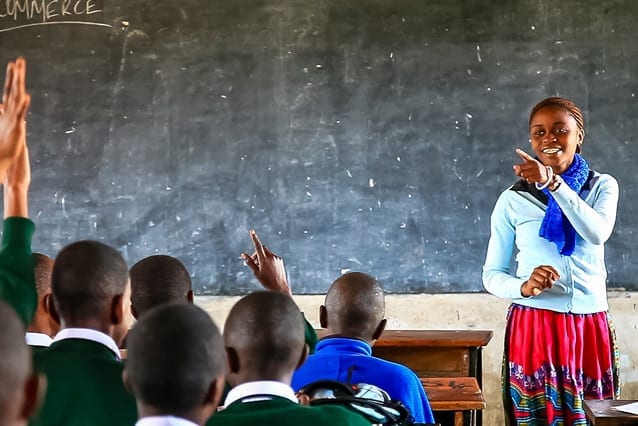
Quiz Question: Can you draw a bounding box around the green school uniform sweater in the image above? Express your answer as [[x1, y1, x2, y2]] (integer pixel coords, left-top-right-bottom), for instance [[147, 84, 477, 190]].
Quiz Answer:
[[0, 217, 36, 326], [31, 338, 137, 426], [208, 396, 372, 426]]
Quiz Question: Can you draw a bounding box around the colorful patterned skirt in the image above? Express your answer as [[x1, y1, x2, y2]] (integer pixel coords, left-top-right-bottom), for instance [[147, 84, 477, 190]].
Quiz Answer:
[[503, 304, 620, 426]]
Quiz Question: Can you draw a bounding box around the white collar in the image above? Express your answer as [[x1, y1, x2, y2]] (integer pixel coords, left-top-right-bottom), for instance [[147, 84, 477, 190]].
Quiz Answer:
[[53, 328, 121, 360], [136, 416, 199, 426], [25, 332, 53, 347], [223, 381, 298, 408]]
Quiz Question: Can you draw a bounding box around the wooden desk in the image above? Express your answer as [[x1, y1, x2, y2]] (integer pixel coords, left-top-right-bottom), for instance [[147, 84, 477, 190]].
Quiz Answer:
[[370, 330, 492, 386], [584, 400, 638, 425], [422, 377, 485, 426], [316, 330, 493, 426]]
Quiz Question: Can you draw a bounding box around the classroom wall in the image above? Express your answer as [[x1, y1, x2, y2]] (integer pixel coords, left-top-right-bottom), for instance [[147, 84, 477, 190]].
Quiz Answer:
[[197, 292, 638, 425]]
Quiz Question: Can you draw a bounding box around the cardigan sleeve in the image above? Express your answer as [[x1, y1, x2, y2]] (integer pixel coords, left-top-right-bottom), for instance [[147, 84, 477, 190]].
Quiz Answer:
[[0, 217, 36, 326], [551, 173, 618, 245], [482, 191, 526, 299]]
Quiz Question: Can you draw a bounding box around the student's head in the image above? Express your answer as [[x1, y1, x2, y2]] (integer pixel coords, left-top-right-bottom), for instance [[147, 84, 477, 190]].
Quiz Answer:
[[224, 291, 307, 386], [123, 303, 225, 425], [529, 97, 585, 174], [129, 255, 193, 319], [320, 272, 386, 343], [0, 301, 44, 425], [28, 253, 59, 337], [51, 240, 131, 345]]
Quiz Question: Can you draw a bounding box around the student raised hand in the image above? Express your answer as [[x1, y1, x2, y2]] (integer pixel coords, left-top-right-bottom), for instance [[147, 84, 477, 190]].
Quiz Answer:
[[0, 58, 30, 179], [3, 140, 30, 218], [240, 230, 292, 296], [513, 149, 551, 185], [521, 265, 560, 297]]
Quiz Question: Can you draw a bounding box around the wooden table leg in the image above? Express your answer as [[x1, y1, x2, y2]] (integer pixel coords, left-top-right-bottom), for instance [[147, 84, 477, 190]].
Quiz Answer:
[[454, 411, 463, 426]]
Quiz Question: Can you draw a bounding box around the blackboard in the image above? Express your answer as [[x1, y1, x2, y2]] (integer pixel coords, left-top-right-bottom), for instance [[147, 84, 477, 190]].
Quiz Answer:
[[1, 0, 637, 294]]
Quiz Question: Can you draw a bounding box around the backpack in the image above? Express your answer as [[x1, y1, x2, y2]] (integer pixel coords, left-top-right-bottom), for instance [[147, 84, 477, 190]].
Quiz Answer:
[[298, 380, 417, 425]]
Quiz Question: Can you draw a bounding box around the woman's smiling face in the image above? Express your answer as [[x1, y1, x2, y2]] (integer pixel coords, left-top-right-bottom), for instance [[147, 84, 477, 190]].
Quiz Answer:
[[529, 105, 583, 175]]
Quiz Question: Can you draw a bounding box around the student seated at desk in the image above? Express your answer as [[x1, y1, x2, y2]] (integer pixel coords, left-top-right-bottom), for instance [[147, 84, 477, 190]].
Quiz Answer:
[[292, 272, 435, 425], [26, 253, 59, 351], [0, 300, 44, 426], [31, 240, 137, 426], [207, 291, 372, 426], [123, 303, 226, 426]]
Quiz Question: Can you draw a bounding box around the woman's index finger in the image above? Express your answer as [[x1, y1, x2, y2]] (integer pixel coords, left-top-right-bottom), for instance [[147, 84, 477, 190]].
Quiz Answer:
[[515, 148, 535, 162]]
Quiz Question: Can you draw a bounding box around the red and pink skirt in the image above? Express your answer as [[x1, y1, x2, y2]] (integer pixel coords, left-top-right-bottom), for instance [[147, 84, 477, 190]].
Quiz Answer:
[[502, 304, 620, 425]]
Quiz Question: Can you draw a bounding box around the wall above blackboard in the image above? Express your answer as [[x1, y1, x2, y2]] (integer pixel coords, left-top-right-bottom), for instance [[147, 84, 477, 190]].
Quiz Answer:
[[1, 0, 636, 294]]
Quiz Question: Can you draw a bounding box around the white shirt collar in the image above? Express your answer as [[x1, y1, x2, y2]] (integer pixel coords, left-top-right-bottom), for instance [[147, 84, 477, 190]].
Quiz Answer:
[[223, 381, 298, 408], [53, 328, 121, 360], [136, 416, 199, 426], [25, 332, 53, 347]]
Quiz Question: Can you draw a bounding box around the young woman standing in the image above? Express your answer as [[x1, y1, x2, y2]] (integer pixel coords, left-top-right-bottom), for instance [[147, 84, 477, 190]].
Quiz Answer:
[[483, 97, 620, 425]]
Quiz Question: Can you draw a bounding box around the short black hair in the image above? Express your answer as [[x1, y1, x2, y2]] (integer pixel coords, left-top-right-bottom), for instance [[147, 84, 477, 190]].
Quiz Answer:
[[224, 291, 305, 378], [125, 303, 224, 415], [325, 272, 385, 339], [130, 255, 191, 317], [33, 252, 53, 296], [51, 240, 129, 323], [0, 301, 30, 410]]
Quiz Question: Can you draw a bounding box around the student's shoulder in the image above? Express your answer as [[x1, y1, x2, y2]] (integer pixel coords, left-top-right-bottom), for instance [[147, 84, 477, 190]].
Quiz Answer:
[[297, 403, 372, 425], [370, 354, 419, 377], [210, 399, 371, 425], [34, 341, 124, 373]]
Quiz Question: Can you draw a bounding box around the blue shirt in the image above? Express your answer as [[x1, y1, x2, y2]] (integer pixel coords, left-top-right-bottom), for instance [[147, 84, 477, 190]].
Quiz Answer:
[[482, 171, 618, 313], [292, 337, 435, 424]]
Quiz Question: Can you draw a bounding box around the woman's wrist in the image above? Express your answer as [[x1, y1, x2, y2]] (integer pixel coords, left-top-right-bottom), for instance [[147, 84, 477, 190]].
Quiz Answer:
[[535, 166, 554, 190], [548, 174, 563, 192]]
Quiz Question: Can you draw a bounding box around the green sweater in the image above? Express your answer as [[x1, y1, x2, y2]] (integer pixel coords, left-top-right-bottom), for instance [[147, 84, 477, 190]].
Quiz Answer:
[[209, 396, 371, 426], [0, 217, 36, 326], [31, 338, 137, 426], [304, 316, 318, 354]]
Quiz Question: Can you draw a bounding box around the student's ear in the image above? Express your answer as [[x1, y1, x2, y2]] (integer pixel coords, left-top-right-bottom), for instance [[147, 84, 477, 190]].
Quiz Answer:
[[130, 304, 138, 320], [319, 305, 328, 329], [45, 294, 60, 325], [199, 374, 226, 423], [110, 294, 125, 325], [19, 374, 46, 421], [295, 343, 309, 370], [186, 289, 194, 304], [42, 293, 52, 315], [225, 347, 240, 375], [371, 318, 387, 342], [203, 373, 226, 409], [122, 369, 133, 395]]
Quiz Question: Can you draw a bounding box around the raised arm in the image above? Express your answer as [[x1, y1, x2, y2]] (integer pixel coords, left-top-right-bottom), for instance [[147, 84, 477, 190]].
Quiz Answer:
[[514, 148, 618, 245], [0, 57, 35, 326], [550, 174, 618, 245], [0, 58, 30, 178], [240, 230, 317, 353], [240, 229, 291, 296], [3, 135, 30, 218]]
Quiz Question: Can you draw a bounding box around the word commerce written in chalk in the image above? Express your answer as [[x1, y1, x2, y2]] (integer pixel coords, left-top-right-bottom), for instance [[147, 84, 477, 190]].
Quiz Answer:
[[0, 0, 101, 23]]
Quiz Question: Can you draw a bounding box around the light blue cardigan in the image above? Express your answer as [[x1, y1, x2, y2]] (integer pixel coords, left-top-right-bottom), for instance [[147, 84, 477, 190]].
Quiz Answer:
[[482, 171, 619, 313]]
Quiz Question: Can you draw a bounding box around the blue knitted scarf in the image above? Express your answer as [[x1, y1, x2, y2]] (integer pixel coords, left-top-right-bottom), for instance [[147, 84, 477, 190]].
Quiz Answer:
[[539, 153, 590, 256]]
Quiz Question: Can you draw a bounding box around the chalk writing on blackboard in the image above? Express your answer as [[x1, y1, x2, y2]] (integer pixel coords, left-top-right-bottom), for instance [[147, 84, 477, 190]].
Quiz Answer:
[[0, 0, 109, 32]]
